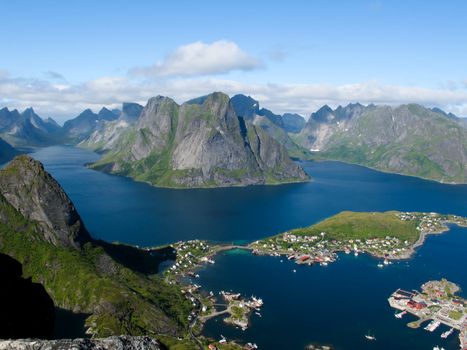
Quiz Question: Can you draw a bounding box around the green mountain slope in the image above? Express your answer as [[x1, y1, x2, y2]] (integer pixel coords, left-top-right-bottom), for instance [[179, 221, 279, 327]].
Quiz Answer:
[[0, 156, 192, 338], [298, 104, 467, 183]]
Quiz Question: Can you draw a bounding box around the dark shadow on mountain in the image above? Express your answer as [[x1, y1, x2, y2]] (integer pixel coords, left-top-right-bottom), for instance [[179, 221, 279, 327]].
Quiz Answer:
[[0, 252, 55, 339], [97, 240, 176, 275]]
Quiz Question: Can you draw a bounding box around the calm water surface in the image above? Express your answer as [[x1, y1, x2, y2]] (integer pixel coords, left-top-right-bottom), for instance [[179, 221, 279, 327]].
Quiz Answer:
[[29, 146, 467, 349]]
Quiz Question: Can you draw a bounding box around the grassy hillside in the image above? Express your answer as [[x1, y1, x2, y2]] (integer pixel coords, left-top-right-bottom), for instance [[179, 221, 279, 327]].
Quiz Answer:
[[0, 194, 192, 338], [289, 211, 421, 243]]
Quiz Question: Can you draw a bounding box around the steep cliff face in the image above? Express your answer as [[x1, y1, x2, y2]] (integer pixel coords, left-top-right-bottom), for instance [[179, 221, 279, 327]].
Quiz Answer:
[[0, 156, 91, 248], [296, 104, 467, 183], [0, 156, 191, 338], [230, 94, 309, 157], [91, 92, 309, 188]]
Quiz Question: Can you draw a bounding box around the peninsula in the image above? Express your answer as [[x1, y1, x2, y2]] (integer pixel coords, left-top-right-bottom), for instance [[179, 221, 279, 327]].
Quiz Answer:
[[249, 211, 467, 266]]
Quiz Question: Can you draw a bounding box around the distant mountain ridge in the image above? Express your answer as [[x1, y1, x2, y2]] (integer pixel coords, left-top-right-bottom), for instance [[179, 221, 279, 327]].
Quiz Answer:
[[62, 107, 120, 142], [294, 103, 467, 183], [79, 102, 144, 153], [0, 107, 62, 147], [88, 92, 309, 188]]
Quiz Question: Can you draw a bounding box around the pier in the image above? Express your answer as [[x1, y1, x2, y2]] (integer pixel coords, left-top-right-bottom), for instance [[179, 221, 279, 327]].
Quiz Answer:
[[388, 279, 466, 349]]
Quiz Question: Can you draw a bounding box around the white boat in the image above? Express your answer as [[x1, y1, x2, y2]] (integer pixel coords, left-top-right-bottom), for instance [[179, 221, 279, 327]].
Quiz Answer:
[[383, 259, 389, 265], [293, 269, 297, 273], [354, 251, 359, 256], [424, 320, 441, 332], [377, 263, 384, 268], [364, 334, 376, 341], [395, 310, 406, 318], [441, 328, 453, 338]]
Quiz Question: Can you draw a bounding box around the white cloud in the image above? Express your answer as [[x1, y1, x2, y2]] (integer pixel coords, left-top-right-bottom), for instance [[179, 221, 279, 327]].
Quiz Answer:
[[131, 40, 262, 77], [1, 71, 467, 123]]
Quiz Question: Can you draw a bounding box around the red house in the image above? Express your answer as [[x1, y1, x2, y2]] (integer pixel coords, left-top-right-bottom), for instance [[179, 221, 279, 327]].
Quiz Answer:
[[407, 300, 427, 310]]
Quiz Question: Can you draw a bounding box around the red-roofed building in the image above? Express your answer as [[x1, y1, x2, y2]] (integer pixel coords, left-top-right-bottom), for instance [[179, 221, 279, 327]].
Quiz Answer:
[[407, 300, 427, 310]]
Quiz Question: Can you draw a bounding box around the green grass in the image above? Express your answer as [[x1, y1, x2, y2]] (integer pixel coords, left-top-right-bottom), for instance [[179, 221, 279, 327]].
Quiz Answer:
[[0, 194, 192, 338], [448, 310, 463, 320], [286, 211, 421, 243]]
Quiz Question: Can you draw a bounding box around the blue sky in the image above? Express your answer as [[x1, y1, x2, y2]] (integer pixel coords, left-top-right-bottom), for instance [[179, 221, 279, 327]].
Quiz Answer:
[[1, 0, 467, 122]]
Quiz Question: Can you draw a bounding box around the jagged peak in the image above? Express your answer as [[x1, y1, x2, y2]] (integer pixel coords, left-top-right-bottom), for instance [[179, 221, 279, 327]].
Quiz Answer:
[[0, 155, 92, 248]]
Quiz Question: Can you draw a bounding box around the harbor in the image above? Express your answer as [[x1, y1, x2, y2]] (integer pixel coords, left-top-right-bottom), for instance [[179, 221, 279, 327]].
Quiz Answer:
[[388, 279, 466, 349]]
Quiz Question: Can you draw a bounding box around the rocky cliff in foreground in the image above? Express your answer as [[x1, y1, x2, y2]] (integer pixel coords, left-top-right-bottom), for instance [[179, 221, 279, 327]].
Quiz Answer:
[[0, 336, 163, 350], [89, 92, 309, 188], [0, 155, 91, 248], [0, 156, 192, 339]]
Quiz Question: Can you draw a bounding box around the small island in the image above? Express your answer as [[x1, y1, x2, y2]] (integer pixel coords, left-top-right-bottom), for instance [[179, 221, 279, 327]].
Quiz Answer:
[[388, 279, 466, 349], [249, 211, 467, 266]]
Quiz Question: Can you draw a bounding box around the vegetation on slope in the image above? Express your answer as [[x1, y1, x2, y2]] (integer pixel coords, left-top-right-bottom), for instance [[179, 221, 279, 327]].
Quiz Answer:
[[289, 211, 421, 243], [0, 193, 192, 338]]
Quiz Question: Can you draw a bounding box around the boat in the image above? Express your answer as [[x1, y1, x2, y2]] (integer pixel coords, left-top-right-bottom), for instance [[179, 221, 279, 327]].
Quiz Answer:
[[293, 269, 297, 273], [364, 330, 376, 341], [424, 320, 441, 332], [320, 262, 328, 266], [383, 258, 390, 265], [395, 310, 407, 318], [377, 263, 384, 268], [441, 327, 454, 338], [354, 251, 359, 256]]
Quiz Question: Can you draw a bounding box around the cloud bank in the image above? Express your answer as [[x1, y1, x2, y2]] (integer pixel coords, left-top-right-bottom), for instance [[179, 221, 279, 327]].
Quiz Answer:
[[131, 40, 262, 77], [2, 73, 467, 123]]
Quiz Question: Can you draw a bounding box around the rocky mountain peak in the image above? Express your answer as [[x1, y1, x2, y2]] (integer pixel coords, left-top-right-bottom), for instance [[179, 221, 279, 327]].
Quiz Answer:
[[0, 155, 91, 248]]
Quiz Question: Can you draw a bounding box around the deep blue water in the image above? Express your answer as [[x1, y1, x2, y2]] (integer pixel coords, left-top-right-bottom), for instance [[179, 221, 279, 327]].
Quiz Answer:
[[27, 146, 467, 350], [30, 146, 467, 246]]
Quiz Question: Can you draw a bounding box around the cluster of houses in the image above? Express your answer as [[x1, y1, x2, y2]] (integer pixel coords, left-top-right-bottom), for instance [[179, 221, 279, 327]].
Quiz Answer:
[[397, 212, 467, 234], [251, 229, 410, 265], [165, 240, 213, 277], [388, 280, 466, 350]]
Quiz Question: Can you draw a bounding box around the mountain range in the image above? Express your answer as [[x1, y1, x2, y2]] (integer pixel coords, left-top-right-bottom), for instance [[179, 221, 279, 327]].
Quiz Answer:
[[0, 107, 62, 147], [1, 93, 466, 184]]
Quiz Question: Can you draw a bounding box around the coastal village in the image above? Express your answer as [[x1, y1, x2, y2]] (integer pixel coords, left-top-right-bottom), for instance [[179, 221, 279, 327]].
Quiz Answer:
[[163, 240, 261, 350], [159, 212, 467, 349], [249, 212, 467, 267], [388, 279, 466, 350]]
